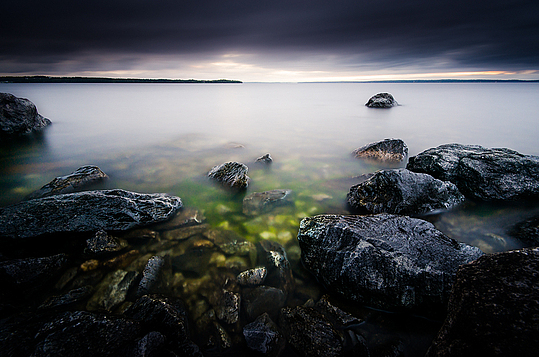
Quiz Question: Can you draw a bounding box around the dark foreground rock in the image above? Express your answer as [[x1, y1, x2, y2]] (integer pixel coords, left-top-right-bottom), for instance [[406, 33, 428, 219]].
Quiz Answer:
[[426, 247, 539, 357], [365, 92, 398, 108], [0, 92, 51, 136], [507, 215, 539, 246], [27, 165, 108, 200], [243, 189, 293, 216], [347, 169, 465, 215], [352, 138, 408, 163], [243, 312, 285, 357], [0, 254, 67, 293], [297, 214, 483, 312], [208, 161, 250, 190], [0, 189, 182, 239], [407, 143, 539, 201]]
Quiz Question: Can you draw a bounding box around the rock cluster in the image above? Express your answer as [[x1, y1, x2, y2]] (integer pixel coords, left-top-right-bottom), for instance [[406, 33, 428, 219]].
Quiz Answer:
[[0, 92, 51, 136]]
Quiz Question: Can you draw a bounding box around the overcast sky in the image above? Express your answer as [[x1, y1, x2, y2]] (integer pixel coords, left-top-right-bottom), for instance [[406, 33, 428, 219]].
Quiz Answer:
[[1, 0, 538, 81]]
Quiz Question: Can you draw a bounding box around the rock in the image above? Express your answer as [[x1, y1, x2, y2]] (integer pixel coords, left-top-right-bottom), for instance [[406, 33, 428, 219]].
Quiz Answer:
[[203, 229, 256, 256], [85, 230, 128, 255], [161, 224, 210, 241], [0, 254, 67, 292], [32, 311, 141, 357], [0, 189, 182, 239], [26, 165, 108, 200], [507, 215, 539, 246], [136, 255, 165, 298], [255, 153, 273, 164], [243, 189, 293, 216], [426, 247, 539, 356], [39, 286, 94, 310], [208, 161, 250, 190], [131, 331, 166, 357], [0, 92, 51, 136], [365, 92, 398, 108], [347, 168, 465, 215], [406, 143, 539, 201], [260, 240, 295, 295], [237, 267, 268, 287], [297, 214, 484, 312], [243, 313, 285, 357], [153, 207, 206, 230], [244, 286, 287, 321], [352, 138, 408, 162], [86, 270, 138, 312], [214, 289, 241, 324]]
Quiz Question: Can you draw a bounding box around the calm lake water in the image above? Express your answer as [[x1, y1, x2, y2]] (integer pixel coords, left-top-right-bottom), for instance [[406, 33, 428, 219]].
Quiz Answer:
[[1, 82, 539, 354]]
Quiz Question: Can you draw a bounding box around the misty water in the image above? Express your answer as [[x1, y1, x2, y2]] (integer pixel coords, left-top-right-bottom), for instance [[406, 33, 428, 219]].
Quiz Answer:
[[2, 82, 539, 355]]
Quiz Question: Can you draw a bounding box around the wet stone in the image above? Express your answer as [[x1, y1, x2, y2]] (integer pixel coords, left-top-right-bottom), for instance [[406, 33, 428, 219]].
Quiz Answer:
[[255, 153, 273, 164], [162, 223, 210, 240], [203, 228, 256, 256], [214, 290, 241, 324], [86, 269, 138, 312], [153, 207, 206, 230], [365, 92, 398, 108], [85, 230, 128, 255], [0, 92, 51, 136], [0, 253, 67, 292], [352, 138, 408, 163], [260, 240, 295, 295], [208, 161, 250, 191], [237, 267, 268, 287], [243, 312, 285, 357], [244, 286, 287, 321], [136, 255, 166, 298], [243, 189, 293, 216], [38, 286, 93, 310], [131, 331, 166, 357]]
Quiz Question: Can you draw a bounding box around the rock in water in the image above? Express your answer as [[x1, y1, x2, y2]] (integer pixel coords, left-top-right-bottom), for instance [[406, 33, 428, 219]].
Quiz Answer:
[[0, 254, 67, 292], [243, 189, 293, 216], [243, 313, 285, 357], [255, 153, 273, 164], [0, 189, 182, 239], [426, 247, 539, 356], [27, 165, 108, 199], [352, 138, 408, 162], [297, 214, 483, 312], [208, 161, 250, 190], [365, 92, 398, 108], [347, 169, 465, 215], [407, 143, 539, 201], [136, 255, 165, 297], [0, 92, 51, 136]]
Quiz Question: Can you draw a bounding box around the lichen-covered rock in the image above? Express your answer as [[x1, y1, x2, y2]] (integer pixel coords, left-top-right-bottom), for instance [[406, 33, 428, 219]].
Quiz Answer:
[[352, 138, 408, 162], [243, 189, 293, 216], [407, 143, 539, 201], [0, 189, 182, 239], [26, 165, 108, 200], [426, 247, 539, 356], [243, 313, 285, 357], [0, 92, 51, 136], [208, 161, 250, 190], [297, 214, 484, 312], [365, 92, 398, 108], [347, 168, 465, 215]]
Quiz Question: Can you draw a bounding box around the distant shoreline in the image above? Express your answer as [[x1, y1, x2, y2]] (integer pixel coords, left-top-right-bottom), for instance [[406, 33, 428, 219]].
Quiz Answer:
[[0, 76, 242, 84], [299, 79, 539, 83]]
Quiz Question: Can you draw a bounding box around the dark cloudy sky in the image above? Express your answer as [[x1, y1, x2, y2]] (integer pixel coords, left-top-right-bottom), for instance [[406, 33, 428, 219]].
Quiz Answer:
[[2, 0, 538, 81]]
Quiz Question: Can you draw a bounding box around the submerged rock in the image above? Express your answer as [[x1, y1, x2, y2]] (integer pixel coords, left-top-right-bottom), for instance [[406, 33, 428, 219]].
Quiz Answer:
[[0, 189, 182, 239], [244, 286, 288, 321], [237, 267, 268, 287], [208, 161, 250, 190], [243, 313, 285, 357], [347, 168, 465, 215], [352, 138, 408, 163], [135, 255, 165, 298], [297, 214, 483, 312], [85, 230, 128, 255], [365, 92, 398, 108], [407, 143, 539, 201], [427, 247, 539, 356], [86, 270, 138, 312], [0, 92, 51, 136], [255, 153, 273, 164], [203, 228, 256, 257], [26, 165, 108, 200], [243, 189, 293, 216], [39, 286, 94, 310]]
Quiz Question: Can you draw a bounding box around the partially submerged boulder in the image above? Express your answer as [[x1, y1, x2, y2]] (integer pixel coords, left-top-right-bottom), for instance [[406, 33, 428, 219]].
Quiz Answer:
[[407, 143, 539, 201], [208, 161, 250, 190], [0, 92, 51, 136], [243, 189, 293, 216], [365, 92, 398, 108], [0, 189, 182, 239], [347, 168, 465, 215], [352, 138, 408, 163], [427, 247, 539, 356], [297, 214, 483, 312]]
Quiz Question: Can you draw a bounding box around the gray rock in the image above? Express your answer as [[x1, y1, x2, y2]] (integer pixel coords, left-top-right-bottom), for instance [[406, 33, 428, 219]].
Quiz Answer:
[[365, 92, 398, 108], [255, 153, 273, 164], [244, 286, 287, 321], [214, 290, 241, 324], [352, 138, 408, 162], [297, 214, 484, 312], [153, 207, 206, 230], [347, 168, 465, 215], [243, 189, 293, 216], [86, 270, 138, 312], [427, 247, 539, 357], [237, 267, 267, 287], [208, 161, 250, 190], [0, 92, 51, 136], [243, 313, 285, 357], [26, 165, 108, 200], [260, 240, 294, 295], [0, 254, 67, 291], [203, 228, 256, 256], [132, 331, 166, 357], [136, 255, 165, 298], [85, 230, 128, 255], [407, 143, 539, 201], [0, 189, 182, 239]]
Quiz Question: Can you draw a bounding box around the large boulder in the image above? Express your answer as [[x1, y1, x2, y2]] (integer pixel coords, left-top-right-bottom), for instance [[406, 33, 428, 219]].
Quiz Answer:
[[365, 92, 398, 108], [352, 138, 408, 163], [0, 92, 51, 136], [426, 247, 539, 356], [347, 168, 465, 215], [0, 189, 182, 239], [407, 143, 539, 201], [208, 161, 250, 190], [297, 214, 483, 312], [27, 165, 108, 200]]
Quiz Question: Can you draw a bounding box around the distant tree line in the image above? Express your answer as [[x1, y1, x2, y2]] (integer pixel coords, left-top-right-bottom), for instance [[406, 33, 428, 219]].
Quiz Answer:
[[0, 76, 242, 84]]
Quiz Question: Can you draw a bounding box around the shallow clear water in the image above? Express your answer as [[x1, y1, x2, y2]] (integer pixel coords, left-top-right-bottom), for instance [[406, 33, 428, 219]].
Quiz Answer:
[[1, 82, 539, 354]]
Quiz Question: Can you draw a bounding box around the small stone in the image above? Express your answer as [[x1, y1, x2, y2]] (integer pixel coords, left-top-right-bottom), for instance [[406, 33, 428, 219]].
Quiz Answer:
[[237, 267, 268, 287], [86, 230, 128, 255]]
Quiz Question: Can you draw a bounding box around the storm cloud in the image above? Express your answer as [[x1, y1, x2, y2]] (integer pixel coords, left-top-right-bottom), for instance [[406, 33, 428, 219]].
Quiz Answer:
[[1, 0, 538, 80]]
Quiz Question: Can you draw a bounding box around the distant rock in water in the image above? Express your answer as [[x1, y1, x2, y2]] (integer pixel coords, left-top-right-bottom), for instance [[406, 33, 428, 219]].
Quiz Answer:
[[0, 92, 51, 136], [243, 189, 293, 216], [352, 138, 408, 162], [208, 161, 250, 190], [255, 153, 273, 164], [347, 168, 465, 215], [297, 214, 483, 313], [365, 92, 398, 108], [0, 189, 182, 239], [407, 143, 539, 201], [27, 165, 108, 200]]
